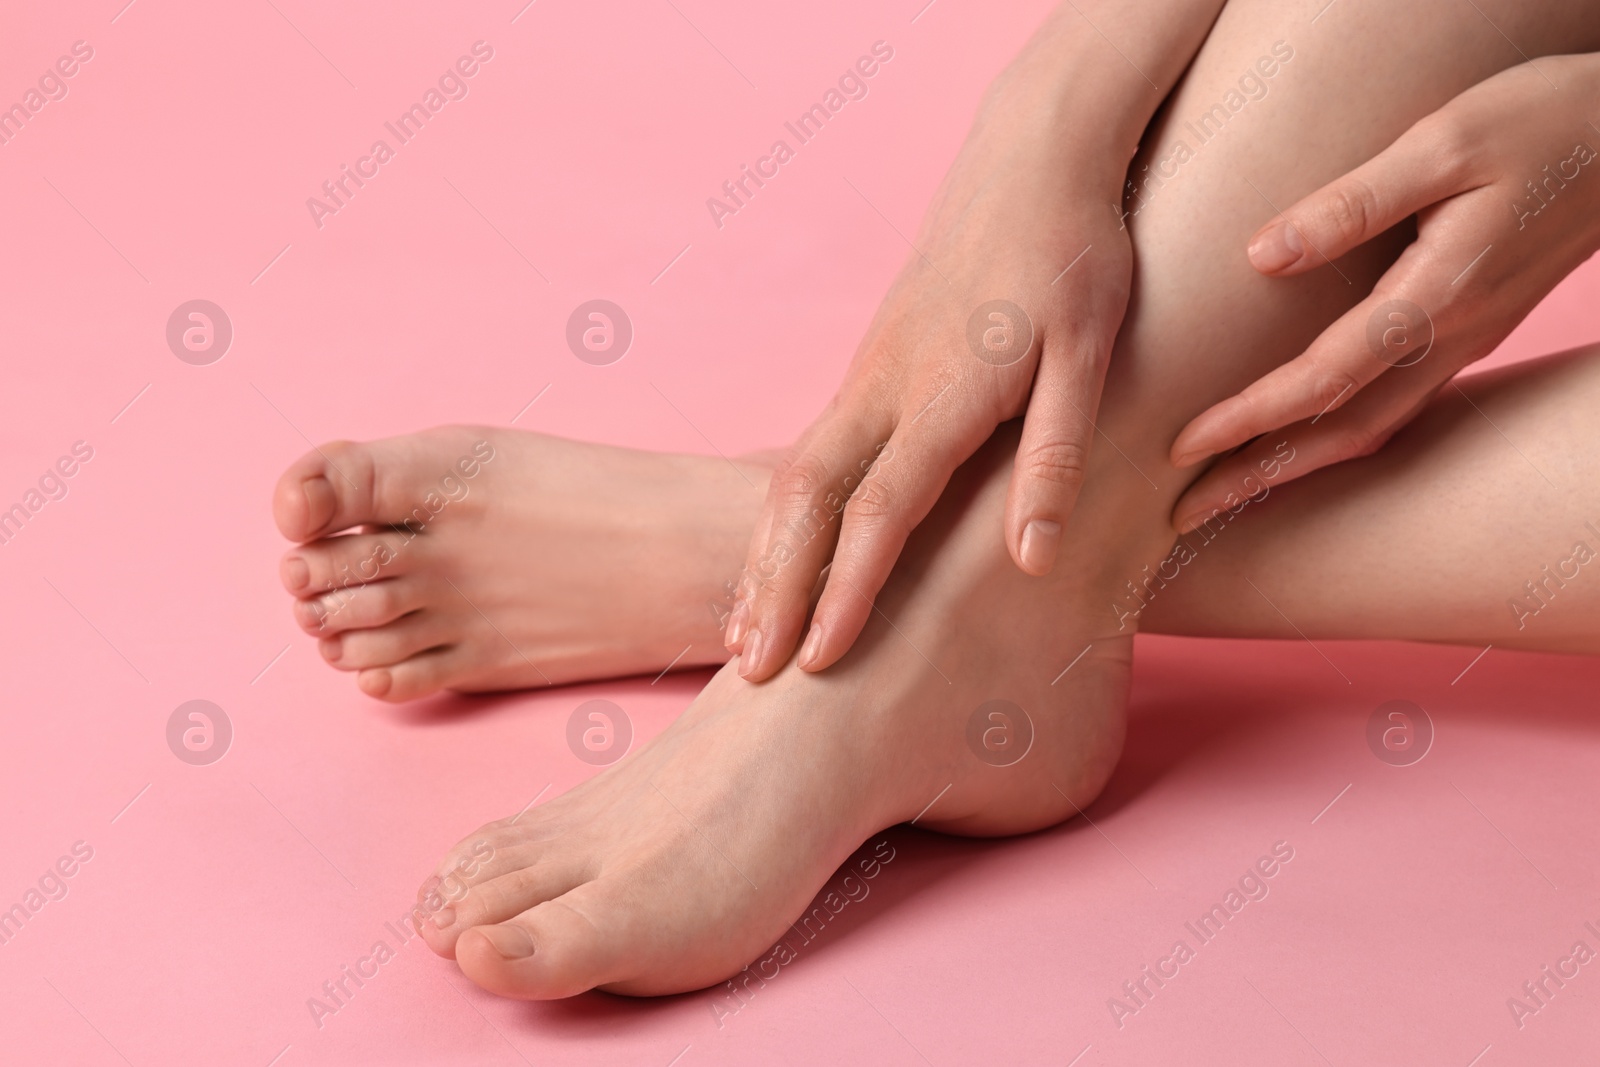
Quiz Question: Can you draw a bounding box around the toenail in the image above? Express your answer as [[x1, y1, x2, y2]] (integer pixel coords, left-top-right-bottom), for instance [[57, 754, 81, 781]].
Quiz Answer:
[[282, 556, 310, 592], [724, 599, 749, 649], [738, 629, 764, 678], [477, 924, 535, 960], [797, 624, 823, 671], [431, 908, 455, 928], [300, 475, 336, 534], [319, 636, 342, 663], [360, 669, 393, 697], [296, 598, 330, 631]]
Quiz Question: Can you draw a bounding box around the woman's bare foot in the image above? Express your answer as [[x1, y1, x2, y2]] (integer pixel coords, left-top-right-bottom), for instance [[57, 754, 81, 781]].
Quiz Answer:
[[414, 425, 1135, 997], [271, 427, 766, 700]]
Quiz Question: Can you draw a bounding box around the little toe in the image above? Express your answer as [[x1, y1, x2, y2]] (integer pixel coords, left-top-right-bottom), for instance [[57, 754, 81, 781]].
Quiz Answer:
[[357, 647, 470, 702]]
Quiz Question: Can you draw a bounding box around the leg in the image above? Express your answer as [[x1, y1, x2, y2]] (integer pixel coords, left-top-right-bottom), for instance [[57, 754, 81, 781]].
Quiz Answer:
[[409, 0, 1600, 999], [1141, 344, 1600, 653], [271, 0, 1600, 699]]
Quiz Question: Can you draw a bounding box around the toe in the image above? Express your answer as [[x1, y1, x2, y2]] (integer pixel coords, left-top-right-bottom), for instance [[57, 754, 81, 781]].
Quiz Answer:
[[422, 861, 588, 959], [357, 647, 469, 702], [455, 882, 629, 1000], [318, 612, 450, 670], [295, 578, 422, 635], [272, 438, 434, 542], [281, 532, 414, 597]]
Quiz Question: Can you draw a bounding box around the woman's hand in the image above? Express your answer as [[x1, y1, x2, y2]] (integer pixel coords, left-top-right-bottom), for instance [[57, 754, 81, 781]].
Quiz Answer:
[[725, 1, 1229, 681], [1170, 54, 1600, 532]]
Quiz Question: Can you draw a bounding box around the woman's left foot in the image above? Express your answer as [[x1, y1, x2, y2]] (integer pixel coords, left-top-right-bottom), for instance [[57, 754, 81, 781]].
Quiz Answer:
[[415, 426, 1136, 997]]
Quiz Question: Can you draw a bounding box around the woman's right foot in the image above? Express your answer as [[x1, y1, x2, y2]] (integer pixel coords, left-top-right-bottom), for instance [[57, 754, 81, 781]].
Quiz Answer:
[[271, 427, 767, 701]]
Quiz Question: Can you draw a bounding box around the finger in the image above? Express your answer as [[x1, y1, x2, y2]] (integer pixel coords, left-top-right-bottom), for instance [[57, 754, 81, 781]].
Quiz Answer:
[[732, 406, 894, 681], [1004, 329, 1111, 576], [1170, 242, 1470, 471], [1171, 360, 1454, 533], [1246, 114, 1475, 275], [797, 409, 987, 674], [1171, 292, 1399, 466]]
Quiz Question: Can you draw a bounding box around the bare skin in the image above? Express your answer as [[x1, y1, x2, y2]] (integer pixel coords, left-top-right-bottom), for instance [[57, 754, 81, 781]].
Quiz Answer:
[[271, 432, 766, 698], [270, 0, 1600, 998]]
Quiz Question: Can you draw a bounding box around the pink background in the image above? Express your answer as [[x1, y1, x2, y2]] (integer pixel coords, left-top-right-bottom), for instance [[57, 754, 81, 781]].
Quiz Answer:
[[3, 1, 1599, 1063]]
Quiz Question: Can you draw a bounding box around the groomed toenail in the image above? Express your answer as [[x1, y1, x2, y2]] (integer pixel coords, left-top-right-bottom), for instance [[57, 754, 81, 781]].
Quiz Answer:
[[300, 475, 336, 534], [431, 908, 455, 928], [359, 669, 393, 697], [477, 924, 535, 960], [318, 636, 342, 662], [282, 556, 310, 592]]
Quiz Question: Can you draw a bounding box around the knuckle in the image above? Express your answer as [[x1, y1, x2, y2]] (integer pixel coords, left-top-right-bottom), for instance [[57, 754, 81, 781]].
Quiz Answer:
[[1309, 366, 1363, 413], [1331, 423, 1383, 460], [1020, 437, 1090, 488], [1317, 178, 1379, 244], [772, 454, 832, 506], [1412, 112, 1477, 182], [846, 477, 899, 525]]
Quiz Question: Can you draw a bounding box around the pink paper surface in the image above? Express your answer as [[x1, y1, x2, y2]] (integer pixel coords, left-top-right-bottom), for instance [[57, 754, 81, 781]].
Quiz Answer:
[[2, 2, 1597, 1064]]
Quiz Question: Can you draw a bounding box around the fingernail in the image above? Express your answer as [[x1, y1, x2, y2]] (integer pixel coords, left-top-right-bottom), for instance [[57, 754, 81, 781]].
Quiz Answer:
[[1174, 511, 1207, 535], [738, 629, 764, 679], [431, 908, 455, 928], [1248, 224, 1303, 273], [1172, 450, 1209, 469], [797, 624, 824, 670], [724, 599, 749, 649], [282, 556, 310, 592], [477, 924, 535, 960], [1019, 519, 1062, 575]]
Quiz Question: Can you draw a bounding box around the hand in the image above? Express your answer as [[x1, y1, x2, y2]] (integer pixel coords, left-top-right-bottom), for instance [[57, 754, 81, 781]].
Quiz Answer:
[[1169, 54, 1600, 532], [724, 66, 1137, 680]]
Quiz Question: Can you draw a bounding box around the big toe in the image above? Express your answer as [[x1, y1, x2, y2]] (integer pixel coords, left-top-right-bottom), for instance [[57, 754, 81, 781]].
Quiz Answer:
[[272, 440, 379, 542], [456, 883, 630, 1000]]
